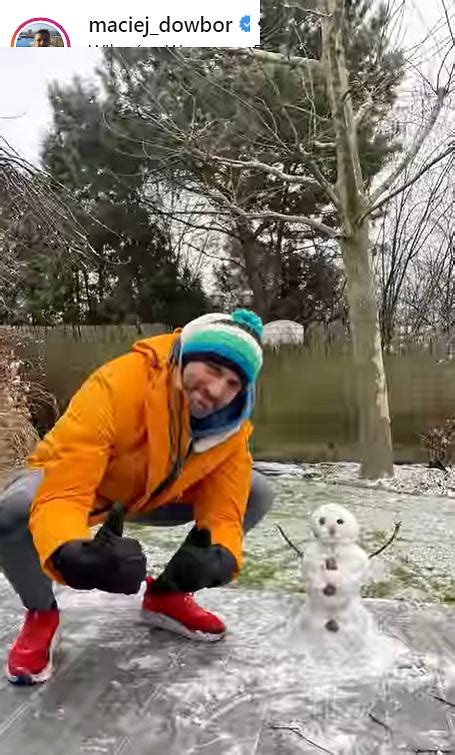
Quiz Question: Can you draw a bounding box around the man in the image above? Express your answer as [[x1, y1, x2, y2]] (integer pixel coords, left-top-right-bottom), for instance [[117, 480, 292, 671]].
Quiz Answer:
[[0, 309, 273, 685], [34, 29, 51, 46]]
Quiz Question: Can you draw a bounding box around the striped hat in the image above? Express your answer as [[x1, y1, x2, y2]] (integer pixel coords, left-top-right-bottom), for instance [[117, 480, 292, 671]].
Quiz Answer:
[[179, 309, 263, 385]]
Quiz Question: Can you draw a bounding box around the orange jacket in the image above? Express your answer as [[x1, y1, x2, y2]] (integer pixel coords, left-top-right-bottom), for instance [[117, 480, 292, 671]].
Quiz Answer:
[[27, 333, 253, 582]]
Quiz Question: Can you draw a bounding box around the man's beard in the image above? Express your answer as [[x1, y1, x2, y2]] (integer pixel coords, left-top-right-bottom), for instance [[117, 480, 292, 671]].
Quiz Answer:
[[188, 394, 214, 418]]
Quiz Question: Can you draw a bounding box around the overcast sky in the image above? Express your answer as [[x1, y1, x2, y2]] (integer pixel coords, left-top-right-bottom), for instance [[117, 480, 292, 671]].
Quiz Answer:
[[0, 0, 452, 165], [0, 49, 101, 164]]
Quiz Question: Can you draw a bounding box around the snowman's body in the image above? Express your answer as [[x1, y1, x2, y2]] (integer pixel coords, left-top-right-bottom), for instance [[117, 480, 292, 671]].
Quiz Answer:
[[293, 504, 373, 639], [304, 540, 370, 615]]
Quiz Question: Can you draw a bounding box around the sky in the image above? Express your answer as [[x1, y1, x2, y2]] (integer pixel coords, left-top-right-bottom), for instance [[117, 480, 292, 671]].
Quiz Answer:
[[0, 0, 452, 165], [18, 22, 63, 35], [0, 49, 101, 165]]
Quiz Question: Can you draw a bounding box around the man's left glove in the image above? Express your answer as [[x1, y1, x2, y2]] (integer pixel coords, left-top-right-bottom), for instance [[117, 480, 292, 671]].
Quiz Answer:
[[151, 526, 237, 593], [50, 504, 146, 594]]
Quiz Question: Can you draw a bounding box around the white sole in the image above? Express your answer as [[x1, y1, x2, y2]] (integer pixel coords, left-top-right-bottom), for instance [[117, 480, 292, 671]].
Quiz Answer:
[[6, 626, 61, 686], [140, 610, 225, 643]]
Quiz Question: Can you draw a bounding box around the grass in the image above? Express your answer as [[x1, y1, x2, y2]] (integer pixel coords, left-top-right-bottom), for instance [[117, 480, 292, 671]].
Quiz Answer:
[[362, 581, 393, 599], [237, 560, 280, 587]]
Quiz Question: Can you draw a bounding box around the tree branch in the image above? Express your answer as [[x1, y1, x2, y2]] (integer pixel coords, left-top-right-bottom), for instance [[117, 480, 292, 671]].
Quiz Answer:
[[268, 724, 333, 754], [371, 87, 448, 203], [175, 163, 340, 237], [304, 157, 341, 209], [227, 48, 322, 73], [313, 140, 336, 150], [149, 205, 239, 239], [276, 525, 304, 558], [364, 146, 454, 221], [369, 521, 401, 559], [440, 0, 455, 46], [186, 241, 246, 271], [206, 154, 319, 189], [229, 203, 340, 238], [200, 148, 340, 215], [354, 94, 374, 129]]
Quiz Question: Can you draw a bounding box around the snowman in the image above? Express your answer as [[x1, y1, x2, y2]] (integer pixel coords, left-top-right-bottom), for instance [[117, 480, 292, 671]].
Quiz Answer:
[[281, 504, 406, 677], [291, 503, 375, 644]]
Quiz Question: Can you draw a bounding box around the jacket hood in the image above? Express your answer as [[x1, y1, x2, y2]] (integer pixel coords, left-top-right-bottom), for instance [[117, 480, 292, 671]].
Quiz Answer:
[[131, 331, 180, 366]]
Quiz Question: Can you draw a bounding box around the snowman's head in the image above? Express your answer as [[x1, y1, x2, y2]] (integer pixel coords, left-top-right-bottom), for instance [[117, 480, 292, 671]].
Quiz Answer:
[[310, 504, 359, 545]]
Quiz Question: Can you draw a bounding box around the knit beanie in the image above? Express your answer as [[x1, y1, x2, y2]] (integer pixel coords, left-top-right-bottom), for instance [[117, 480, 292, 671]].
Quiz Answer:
[[179, 309, 263, 386]]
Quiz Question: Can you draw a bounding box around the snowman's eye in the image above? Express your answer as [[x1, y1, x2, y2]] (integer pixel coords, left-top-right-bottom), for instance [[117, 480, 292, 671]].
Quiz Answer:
[[319, 517, 326, 525], [337, 518, 344, 525]]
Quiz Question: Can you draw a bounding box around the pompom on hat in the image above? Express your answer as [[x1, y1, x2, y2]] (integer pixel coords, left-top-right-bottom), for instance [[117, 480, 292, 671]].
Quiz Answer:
[[179, 309, 263, 385]]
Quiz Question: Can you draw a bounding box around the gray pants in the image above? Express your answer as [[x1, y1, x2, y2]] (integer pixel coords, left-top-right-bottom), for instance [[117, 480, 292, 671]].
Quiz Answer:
[[0, 468, 273, 610]]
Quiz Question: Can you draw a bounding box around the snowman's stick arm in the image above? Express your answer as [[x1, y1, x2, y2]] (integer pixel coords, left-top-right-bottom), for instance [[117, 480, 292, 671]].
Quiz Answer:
[[276, 524, 304, 558], [368, 521, 401, 559]]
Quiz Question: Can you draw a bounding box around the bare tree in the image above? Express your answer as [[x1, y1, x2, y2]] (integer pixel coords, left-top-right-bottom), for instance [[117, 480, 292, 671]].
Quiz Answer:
[[0, 139, 96, 475], [141, 181, 236, 275], [401, 229, 454, 335], [0, 139, 89, 258], [374, 150, 454, 349], [171, 4, 452, 478], [104, 2, 453, 478]]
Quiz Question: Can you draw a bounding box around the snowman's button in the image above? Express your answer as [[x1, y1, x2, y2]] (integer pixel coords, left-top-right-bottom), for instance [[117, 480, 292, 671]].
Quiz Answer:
[[323, 584, 337, 596], [325, 618, 339, 632], [325, 557, 338, 570]]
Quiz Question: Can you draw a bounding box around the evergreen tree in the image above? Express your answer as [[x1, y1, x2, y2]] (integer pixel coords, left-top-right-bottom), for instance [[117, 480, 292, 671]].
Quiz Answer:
[[8, 79, 209, 326]]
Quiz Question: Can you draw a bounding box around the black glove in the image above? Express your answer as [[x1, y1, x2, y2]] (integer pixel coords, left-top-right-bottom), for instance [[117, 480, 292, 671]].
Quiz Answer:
[[51, 504, 146, 594], [151, 526, 237, 594]]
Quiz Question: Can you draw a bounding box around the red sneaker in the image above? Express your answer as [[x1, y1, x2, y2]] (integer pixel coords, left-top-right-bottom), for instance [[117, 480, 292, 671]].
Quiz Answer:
[[6, 608, 60, 685], [141, 577, 226, 642]]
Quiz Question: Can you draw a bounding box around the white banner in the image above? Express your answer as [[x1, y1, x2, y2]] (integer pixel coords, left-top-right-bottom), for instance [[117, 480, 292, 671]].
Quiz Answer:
[[4, 0, 260, 47]]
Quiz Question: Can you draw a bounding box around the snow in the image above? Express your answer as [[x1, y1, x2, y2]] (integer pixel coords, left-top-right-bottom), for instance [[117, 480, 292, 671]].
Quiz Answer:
[[262, 320, 305, 346], [1, 462, 455, 751], [0, 583, 454, 753], [253, 460, 455, 497]]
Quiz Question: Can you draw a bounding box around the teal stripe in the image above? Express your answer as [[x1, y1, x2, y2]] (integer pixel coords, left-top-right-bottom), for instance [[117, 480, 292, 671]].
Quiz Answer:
[[182, 330, 262, 381]]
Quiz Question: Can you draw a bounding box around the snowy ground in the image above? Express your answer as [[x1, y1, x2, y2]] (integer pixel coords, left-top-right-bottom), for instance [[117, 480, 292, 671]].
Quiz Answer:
[[1, 584, 455, 754], [134, 462, 455, 604], [1, 463, 455, 753], [253, 460, 455, 498]]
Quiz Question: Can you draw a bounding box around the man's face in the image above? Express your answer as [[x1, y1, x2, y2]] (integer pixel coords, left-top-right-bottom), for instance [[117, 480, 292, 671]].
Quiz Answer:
[[34, 33, 51, 46], [181, 360, 243, 417]]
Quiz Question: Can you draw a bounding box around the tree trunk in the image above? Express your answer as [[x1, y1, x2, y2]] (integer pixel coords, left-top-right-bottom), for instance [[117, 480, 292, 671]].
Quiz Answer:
[[341, 224, 393, 477], [238, 237, 270, 320], [379, 298, 395, 354], [82, 270, 95, 322], [74, 269, 82, 321], [321, 0, 394, 478]]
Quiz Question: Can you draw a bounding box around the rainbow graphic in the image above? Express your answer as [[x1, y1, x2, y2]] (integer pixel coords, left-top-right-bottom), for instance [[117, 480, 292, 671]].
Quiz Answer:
[[11, 18, 71, 46]]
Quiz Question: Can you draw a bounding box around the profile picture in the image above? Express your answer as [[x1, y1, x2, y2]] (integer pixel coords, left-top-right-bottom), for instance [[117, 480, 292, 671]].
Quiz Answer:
[[11, 18, 71, 47]]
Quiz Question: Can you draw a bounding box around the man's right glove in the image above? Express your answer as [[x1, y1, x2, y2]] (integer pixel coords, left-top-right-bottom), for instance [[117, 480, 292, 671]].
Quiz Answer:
[[50, 504, 146, 594]]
